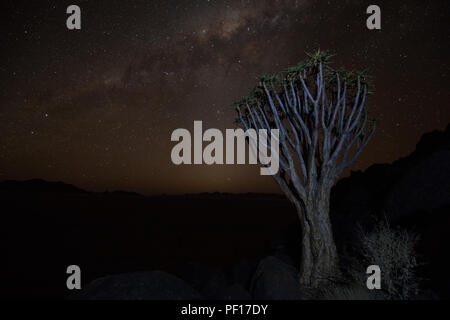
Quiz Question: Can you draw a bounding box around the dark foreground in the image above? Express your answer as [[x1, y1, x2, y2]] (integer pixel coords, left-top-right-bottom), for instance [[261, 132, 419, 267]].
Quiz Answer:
[[2, 125, 450, 300]]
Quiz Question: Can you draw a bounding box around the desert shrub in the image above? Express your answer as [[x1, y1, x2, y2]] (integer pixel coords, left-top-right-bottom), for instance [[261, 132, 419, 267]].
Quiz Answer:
[[348, 218, 421, 299]]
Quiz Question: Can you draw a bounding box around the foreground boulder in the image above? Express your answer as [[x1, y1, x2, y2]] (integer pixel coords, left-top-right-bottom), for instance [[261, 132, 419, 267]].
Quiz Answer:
[[201, 269, 229, 299], [70, 271, 203, 300], [231, 259, 256, 289], [250, 256, 302, 300], [178, 262, 229, 299], [215, 283, 252, 300]]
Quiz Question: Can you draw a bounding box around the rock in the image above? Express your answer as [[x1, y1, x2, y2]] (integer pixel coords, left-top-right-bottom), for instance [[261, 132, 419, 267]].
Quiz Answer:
[[178, 262, 228, 299], [268, 224, 301, 269], [201, 269, 229, 299], [70, 271, 203, 300], [273, 252, 297, 268], [178, 262, 214, 292], [231, 259, 257, 289], [215, 283, 252, 300], [250, 256, 302, 300]]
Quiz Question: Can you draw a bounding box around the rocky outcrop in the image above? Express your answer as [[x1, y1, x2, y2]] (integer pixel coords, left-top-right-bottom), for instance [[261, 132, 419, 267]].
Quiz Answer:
[[70, 271, 203, 300], [250, 256, 302, 300]]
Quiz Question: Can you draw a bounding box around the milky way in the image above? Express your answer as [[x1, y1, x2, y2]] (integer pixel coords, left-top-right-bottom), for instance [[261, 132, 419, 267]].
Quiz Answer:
[[1, 0, 449, 194]]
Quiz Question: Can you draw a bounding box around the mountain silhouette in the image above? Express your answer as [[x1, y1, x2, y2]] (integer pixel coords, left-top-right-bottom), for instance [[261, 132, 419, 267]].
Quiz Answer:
[[331, 123, 450, 224]]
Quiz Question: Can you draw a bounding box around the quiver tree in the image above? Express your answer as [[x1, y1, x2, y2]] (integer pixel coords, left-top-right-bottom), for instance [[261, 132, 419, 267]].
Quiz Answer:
[[233, 50, 376, 287]]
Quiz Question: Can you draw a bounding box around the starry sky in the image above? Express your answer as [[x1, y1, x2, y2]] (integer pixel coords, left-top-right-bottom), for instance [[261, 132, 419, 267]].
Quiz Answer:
[[1, 0, 449, 194]]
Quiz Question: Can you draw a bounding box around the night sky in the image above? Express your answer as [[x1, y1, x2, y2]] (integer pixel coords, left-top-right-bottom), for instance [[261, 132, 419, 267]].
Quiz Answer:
[[1, 0, 449, 194]]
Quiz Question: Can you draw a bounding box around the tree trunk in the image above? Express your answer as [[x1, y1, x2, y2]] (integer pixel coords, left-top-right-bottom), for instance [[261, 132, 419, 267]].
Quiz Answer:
[[296, 188, 339, 287]]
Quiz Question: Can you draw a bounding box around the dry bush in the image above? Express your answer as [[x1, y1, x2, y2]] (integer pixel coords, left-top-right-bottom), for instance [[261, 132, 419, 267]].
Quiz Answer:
[[348, 218, 421, 299]]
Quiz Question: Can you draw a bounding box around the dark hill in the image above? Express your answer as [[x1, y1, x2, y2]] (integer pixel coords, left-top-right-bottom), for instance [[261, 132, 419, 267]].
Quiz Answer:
[[331, 124, 450, 297], [331, 123, 450, 226]]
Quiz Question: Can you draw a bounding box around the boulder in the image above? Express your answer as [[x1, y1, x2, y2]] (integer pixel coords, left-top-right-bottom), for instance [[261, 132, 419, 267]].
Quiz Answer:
[[178, 262, 214, 291], [178, 262, 229, 299], [70, 271, 203, 300], [250, 256, 302, 300], [215, 283, 252, 300], [201, 269, 229, 299], [231, 259, 257, 289]]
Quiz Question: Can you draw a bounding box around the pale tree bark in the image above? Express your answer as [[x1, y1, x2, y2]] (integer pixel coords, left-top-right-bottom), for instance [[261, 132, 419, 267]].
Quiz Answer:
[[235, 53, 376, 287]]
